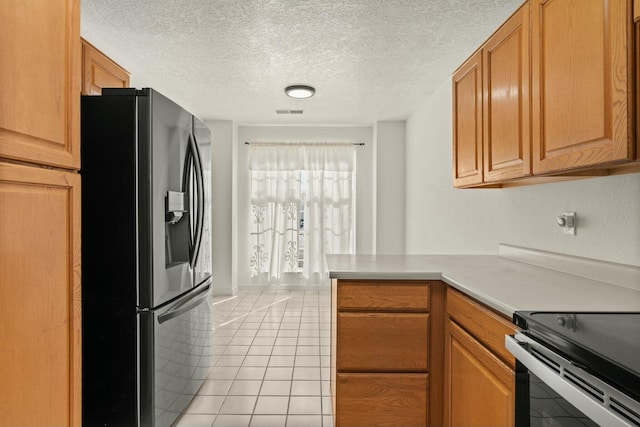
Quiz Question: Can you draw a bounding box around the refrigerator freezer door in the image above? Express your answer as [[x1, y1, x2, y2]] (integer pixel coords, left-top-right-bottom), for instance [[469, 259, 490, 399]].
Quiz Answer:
[[138, 282, 213, 427]]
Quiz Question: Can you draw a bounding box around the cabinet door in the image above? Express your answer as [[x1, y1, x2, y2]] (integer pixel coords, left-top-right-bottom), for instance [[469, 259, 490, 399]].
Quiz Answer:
[[0, 163, 81, 426], [634, 0, 639, 21], [336, 373, 428, 427], [444, 320, 514, 427], [531, 0, 633, 173], [0, 0, 81, 170], [452, 50, 484, 187], [483, 2, 531, 182], [82, 38, 130, 96]]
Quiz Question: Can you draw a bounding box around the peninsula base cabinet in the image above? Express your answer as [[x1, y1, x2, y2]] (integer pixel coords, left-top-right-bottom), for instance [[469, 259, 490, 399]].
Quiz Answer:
[[444, 288, 517, 427], [331, 280, 446, 427], [331, 280, 520, 426]]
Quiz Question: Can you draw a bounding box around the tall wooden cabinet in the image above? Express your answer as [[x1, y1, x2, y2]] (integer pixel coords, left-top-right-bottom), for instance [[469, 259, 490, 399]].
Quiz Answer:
[[0, 0, 82, 425], [444, 288, 517, 427], [0, 164, 81, 426]]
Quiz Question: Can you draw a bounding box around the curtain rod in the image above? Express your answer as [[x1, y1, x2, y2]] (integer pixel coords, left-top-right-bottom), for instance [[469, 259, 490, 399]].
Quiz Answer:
[[244, 141, 365, 146]]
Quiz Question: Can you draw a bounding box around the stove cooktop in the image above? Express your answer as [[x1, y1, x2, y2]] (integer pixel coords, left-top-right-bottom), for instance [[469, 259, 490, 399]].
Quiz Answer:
[[513, 311, 640, 402]]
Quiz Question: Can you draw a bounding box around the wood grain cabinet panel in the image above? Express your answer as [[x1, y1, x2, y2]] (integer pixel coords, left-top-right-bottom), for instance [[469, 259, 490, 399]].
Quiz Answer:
[[0, 163, 81, 426], [337, 312, 429, 371], [447, 287, 517, 366], [453, 0, 639, 187], [452, 50, 484, 187], [338, 281, 429, 311], [336, 373, 429, 427], [82, 38, 130, 96], [444, 321, 514, 427], [483, 2, 531, 182], [0, 0, 80, 170], [444, 288, 516, 427], [531, 0, 633, 173]]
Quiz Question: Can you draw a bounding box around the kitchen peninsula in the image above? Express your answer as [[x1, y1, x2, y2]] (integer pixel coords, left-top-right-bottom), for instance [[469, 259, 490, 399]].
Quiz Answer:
[[327, 246, 640, 427]]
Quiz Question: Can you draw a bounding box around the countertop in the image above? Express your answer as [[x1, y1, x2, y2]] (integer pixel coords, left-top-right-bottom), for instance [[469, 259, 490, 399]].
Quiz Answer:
[[326, 253, 640, 318]]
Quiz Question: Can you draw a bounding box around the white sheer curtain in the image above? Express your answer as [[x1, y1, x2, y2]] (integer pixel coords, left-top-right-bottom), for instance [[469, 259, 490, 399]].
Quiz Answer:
[[249, 143, 356, 285]]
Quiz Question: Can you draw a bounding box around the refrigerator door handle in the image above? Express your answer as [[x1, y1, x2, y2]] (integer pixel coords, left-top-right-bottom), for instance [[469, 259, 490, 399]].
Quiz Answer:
[[189, 132, 205, 268], [157, 283, 211, 324]]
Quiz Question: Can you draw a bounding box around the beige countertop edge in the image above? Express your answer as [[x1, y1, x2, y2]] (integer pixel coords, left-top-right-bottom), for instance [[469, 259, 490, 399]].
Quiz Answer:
[[328, 270, 517, 316], [327, 255, 640, 319], [439, 274, 518, 318]]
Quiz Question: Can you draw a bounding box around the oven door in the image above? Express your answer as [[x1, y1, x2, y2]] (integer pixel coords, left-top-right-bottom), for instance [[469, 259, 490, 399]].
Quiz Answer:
[[506, 333, 640, 427]]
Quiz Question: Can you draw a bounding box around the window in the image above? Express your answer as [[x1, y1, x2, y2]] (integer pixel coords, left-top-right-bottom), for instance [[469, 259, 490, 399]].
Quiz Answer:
[[248, 143, 356, 285]]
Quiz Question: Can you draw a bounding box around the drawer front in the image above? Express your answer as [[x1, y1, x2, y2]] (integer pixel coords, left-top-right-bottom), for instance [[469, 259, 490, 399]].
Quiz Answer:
[[336, 373, 429, 427], [447, 287, 517, 366], [337, 312, 429, 371], [338, 281, 430, 311]]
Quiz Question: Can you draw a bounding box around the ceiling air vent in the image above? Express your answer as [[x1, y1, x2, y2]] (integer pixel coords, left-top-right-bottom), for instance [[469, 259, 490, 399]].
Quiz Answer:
[[275, 109, 304, 115]]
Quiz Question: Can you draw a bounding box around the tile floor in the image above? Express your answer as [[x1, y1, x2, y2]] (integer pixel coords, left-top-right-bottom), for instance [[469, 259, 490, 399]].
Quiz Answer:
[[175, 288, 333, 427]]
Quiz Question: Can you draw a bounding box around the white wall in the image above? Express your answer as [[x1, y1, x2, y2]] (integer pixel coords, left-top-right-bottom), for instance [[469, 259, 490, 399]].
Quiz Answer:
[[205, 120, 235, 295], [235, 125, 375, 286], [405, 77, 640, 267], [376, 121, 406, 254]]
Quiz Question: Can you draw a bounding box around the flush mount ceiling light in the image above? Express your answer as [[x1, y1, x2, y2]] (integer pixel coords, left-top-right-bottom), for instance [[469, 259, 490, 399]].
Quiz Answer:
[[284, 85, 315, 99]]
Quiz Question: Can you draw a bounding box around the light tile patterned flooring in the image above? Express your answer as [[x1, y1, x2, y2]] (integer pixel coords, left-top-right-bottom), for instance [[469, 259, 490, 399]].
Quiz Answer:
[[176, 288, 333, 427]]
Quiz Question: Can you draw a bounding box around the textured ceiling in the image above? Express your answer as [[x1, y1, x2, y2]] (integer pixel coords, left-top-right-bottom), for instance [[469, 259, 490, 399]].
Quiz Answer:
[[81, 0, 522, 124]]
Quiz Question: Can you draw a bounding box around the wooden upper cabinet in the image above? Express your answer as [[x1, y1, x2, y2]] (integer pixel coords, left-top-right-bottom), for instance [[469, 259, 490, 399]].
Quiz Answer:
[[0, 163, 81, 426], [531, 0, 634, 174], [483, 2, 531, 182], [452, 50, 484, 187], [82, 38, 130, 96], [0, 0, 80, 170], [634, 0, 639, 21]]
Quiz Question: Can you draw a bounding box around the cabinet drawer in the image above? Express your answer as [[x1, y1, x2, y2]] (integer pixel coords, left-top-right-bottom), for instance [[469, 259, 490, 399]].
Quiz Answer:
[[337, 312, 429, 371], [336, 373, 428, 427], [447, 287, 516, 366], [338, 281, 429, 311]]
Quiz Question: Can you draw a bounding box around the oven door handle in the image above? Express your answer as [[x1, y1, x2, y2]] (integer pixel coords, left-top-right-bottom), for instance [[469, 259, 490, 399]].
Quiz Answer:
[[506, 335, 638, 427]]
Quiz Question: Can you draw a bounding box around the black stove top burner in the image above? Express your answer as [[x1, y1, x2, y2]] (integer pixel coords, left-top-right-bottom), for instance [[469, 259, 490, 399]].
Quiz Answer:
[[514, 311, 640, 403]]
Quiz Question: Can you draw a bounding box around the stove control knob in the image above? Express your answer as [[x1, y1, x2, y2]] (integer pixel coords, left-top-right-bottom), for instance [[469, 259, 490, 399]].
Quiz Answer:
[[557, 316, 566, 326]]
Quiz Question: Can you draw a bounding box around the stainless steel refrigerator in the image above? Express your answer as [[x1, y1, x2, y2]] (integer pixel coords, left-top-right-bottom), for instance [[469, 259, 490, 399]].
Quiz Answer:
[[81, 88, 213, 427]]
